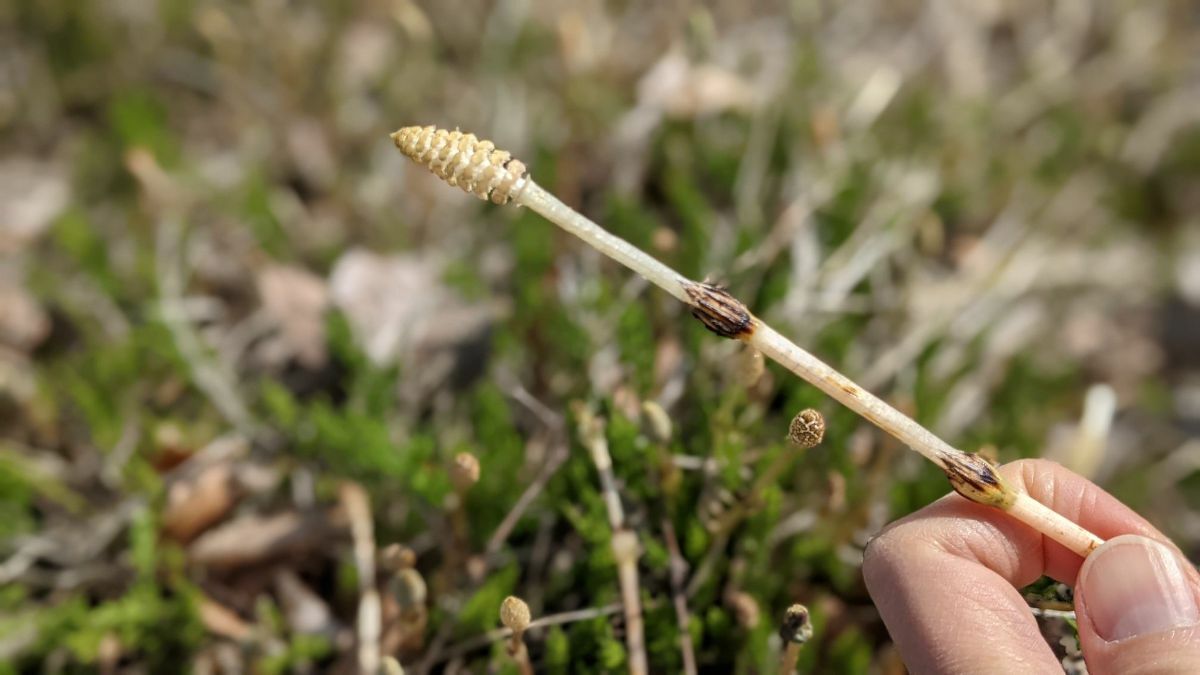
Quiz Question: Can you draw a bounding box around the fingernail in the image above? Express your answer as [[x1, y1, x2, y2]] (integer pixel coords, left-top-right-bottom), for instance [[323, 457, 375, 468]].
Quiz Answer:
[[1081, 535, 1200, 641]]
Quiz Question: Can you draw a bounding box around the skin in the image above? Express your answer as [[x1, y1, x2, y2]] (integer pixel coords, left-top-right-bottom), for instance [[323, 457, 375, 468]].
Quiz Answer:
[[863, 458, 1200, 675]]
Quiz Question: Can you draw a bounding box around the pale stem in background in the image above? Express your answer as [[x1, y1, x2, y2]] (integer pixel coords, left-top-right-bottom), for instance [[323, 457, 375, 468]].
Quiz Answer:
[[340, 483, 381, 675], [662, 520, 699, 675], [577, 406, 649, 675]]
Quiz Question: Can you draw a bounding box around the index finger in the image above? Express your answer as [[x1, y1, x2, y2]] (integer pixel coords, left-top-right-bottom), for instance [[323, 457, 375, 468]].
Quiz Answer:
[[863, 458, 1170, 674]]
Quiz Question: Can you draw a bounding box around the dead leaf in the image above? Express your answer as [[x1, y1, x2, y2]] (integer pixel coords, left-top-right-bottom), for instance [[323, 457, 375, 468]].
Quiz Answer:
[[256, 264, 329, 368], [189, 511, 343, 570], [635, 49, 758, 119], [162, 462, 238, 543], [286, 118, 337, 193], [198, 594, 255, 642], [0, 346, 36, 403], [0, 158, 68, 255], [0, 279, 50, 352], [1177, 227, 1200, 306]]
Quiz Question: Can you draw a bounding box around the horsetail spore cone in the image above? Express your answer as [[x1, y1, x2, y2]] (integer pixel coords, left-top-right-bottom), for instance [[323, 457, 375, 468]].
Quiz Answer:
[[392, 126, 528, 204], [391, 123, 1104, 559], [499, 595, 533, 675], [788, 409, 826, 449]]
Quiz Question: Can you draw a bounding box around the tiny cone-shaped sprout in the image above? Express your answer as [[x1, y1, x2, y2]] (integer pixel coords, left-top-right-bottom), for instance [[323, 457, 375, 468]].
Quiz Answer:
[[726, 591, 761, 629], [450, 451, 481, 492], [383, 563, 429, 658], [380, 656, 406, 675], [780, 604, 813, 645], [500, 595, 535, 674], [611, 528, 639, 564], [640, 400, 673, 444], [392, 126, 527, 205], [500, 595, 532, 636], [787, 409, 826, 449], [389, 569, 428, 611], [778, 603, 813, 674], [379, 543, 417, 572]]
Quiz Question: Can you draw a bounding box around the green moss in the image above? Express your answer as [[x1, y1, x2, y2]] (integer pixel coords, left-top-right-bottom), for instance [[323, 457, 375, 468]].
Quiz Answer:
[[0, 457, 36, 540], [108, 89, 180, 167], [663, 159, 715, 279], [17, 509, 202, 670], [51, 209, 119, 298], [544, 625, 572, 674], [240, 172, 291, 258], [457, 565, 520, 637], [829, 626, 873, 673]]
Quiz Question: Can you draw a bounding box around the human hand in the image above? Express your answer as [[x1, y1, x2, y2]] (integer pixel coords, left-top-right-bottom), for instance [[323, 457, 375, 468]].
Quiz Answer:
[[864, 459, 1200, 674]]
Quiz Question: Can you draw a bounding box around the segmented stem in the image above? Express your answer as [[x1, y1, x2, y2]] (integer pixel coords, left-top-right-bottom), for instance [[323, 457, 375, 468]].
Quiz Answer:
[[391, 124, 1105, 558]]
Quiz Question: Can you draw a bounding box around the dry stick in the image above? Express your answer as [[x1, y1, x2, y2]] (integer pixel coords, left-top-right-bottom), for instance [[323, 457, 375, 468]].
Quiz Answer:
[[484, 384, 568, 559], [662, 519, 699, 675], [577, 407, 648, 675], [341, 483, 382, 675], [484, 440, 568, 560], [390, 126, 1103, 559], [448, 451, 481, 576]]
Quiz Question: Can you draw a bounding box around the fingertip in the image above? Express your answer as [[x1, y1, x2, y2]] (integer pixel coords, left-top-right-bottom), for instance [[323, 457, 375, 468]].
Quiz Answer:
[[865, 458, 1182, 674], [862, 496, 1063, 673], [1075, 535, 1200, 674], [1081, 535, 1200, 640], [997, 459, 1168, 583]]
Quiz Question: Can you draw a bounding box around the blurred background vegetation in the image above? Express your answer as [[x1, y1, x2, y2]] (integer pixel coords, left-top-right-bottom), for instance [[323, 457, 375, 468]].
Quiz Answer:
[[2, 0, 1199, 672]]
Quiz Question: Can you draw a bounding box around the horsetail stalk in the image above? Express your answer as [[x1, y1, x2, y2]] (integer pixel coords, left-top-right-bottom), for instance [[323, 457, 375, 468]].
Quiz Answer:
[[499, 595, 534, 675], [778, 603, 813, 673], [390, 124, 1104, 558]]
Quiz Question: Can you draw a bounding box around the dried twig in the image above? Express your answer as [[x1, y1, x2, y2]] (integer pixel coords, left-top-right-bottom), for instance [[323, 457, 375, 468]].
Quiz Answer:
[[447, 451, 481, 574], [484, 440, 568, 560], [576, 406, 647, 675], [341, 483, 381, 675], [484, 385, 568, 559], [391, 125, 1104, 558], [661, 520, 698, 675]]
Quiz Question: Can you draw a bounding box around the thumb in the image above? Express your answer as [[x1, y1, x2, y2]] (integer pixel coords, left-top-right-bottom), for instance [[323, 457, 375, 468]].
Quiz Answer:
[[1077, 534, 1200, 675]]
